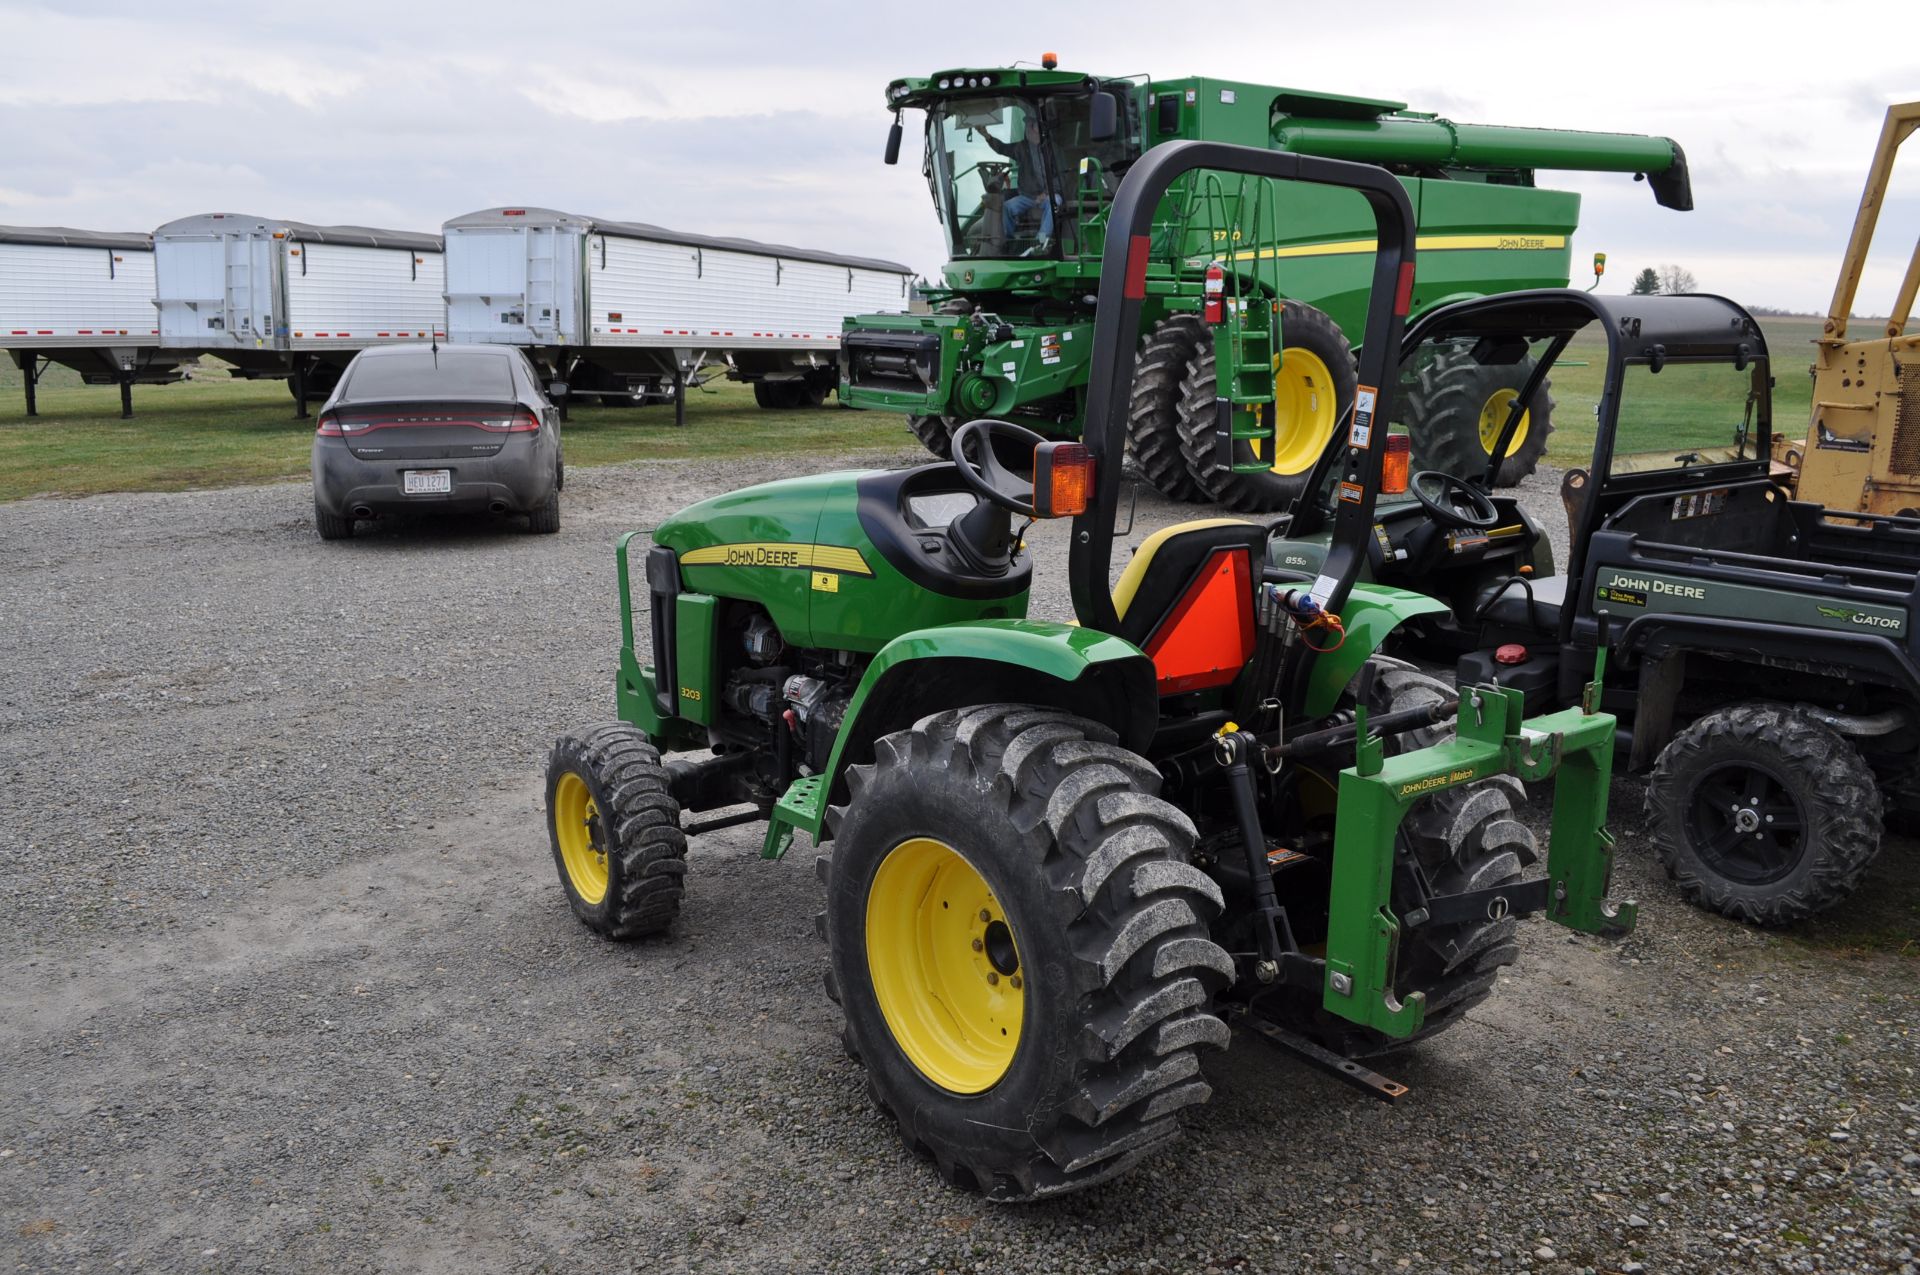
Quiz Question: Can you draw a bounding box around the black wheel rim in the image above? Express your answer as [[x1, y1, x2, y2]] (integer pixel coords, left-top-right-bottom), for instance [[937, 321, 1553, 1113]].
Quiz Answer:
[[1684, 760, 1808, 885]]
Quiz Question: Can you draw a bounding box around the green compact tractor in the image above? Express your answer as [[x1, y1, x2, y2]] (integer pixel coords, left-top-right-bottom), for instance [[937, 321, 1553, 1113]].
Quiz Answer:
[[841, 57, 1693, 510], [1263, 287, 1920, 925], [546, 144, 1635, 1200]]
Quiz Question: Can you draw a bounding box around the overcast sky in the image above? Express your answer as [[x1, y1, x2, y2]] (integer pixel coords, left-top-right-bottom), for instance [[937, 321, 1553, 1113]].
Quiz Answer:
[[4, 1, 1916, 315]]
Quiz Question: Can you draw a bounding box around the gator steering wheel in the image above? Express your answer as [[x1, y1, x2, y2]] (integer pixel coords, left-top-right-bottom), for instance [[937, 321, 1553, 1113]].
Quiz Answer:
[[951, 418, 1045, 517], [1409, 469, 1500, 530]]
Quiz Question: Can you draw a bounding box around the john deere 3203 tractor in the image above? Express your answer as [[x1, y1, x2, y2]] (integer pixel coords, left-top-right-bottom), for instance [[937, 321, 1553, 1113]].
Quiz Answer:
[[546, 142, 1636, 1200], [841, 57, 1693, 509]]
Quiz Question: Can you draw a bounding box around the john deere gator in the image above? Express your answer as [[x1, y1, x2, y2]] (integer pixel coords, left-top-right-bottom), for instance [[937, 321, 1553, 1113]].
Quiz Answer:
[[841, 57, 1692, 509]]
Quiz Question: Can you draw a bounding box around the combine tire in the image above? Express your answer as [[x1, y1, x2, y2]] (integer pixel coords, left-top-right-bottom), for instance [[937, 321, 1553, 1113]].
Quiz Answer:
[[1176, 300, 1354, 512], [1126, 314, 1207, 501], [1403, 341, 1555, 487], [545, 724, 688, 939], [818, 705, 1232, 1201], [1647, 703, 1883, 925], [1280, 659, 1538, 1056], [906, 414, 955, 460]]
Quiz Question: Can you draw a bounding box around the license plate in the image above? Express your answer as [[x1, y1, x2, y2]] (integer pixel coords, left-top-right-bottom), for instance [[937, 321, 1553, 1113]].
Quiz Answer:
[[402, 469, 451, 495]]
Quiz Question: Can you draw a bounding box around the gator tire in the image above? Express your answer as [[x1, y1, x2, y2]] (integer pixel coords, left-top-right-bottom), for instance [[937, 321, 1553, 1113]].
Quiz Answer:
[[906, 413, 956, 460], [314, 502, 354, 541], [545, 723, 688, 939], [1281, 659, 1538, 1057], [1126, 314, 1208, 501], [1403, 341, 1556, 488], [817, 705, 1232, 1202], [1647, 703, 1883, 925], [1176, 301, 1355, 512]]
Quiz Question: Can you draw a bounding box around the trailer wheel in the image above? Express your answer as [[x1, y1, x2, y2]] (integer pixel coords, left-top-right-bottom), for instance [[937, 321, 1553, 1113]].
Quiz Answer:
[[1647, 703, 1883, 925], [818, 705, 1231, 1201], [1272, 660, 1537, 1056], [1403, 340, 1556, 487], [1126, 314, 1208, 501], [545, 724, 687, 938], [314, 502, 354, 541], [906, 414, 955, 460], [1176, 301, 1355, 512], [753, 380, 807, 410]]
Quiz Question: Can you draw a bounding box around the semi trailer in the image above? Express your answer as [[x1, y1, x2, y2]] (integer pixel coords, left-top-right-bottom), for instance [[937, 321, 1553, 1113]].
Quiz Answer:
[[442, 207, 913, 423], [841, 60, 1693, 509], [1, 225, 196, 418], [152, 214, 445, 415]]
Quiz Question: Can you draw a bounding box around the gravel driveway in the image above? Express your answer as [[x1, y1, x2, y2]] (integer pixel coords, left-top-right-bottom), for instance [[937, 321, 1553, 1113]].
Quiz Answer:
[[1, 453, 1916, 1274]]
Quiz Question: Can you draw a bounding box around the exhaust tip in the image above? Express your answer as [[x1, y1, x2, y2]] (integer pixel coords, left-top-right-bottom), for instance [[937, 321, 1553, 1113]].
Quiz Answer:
[[489, 500, 509, 515], [351, 505, 374, 519]]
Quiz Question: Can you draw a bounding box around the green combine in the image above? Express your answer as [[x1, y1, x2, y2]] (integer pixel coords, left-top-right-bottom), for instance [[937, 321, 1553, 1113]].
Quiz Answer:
[[841, 57, 1691, 509]]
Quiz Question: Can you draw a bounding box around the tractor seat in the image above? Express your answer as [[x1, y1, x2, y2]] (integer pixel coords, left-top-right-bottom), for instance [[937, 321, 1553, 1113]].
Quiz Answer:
[[1477, 573, 1569, 633], [1112, 519, 1267, 695]]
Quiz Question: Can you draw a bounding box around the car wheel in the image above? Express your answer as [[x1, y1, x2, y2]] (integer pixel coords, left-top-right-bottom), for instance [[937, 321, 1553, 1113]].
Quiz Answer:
[[314, 502, 354, 541], [527, 484, 561, 534]]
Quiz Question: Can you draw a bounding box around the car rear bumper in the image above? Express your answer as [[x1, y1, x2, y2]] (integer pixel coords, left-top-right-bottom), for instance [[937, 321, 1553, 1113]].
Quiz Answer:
[[311, 434, 556, 518]]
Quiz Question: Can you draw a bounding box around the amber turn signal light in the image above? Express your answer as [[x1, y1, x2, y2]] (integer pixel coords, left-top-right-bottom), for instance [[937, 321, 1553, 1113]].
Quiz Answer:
[[1381, 434, 1411, 495], [1033, 441, 1094, 518]]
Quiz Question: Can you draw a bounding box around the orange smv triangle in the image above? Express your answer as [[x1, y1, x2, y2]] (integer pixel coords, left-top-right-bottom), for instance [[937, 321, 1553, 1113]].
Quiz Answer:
[[1141, 547, 1256, 695]]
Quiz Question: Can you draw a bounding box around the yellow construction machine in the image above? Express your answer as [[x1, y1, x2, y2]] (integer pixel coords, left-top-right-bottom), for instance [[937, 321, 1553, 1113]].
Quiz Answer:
[[1775, 101, 1920, 513]]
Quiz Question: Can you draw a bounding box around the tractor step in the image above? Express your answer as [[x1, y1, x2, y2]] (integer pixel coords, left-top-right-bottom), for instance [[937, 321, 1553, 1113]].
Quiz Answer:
[[1227, 1006, 1409, 1104]]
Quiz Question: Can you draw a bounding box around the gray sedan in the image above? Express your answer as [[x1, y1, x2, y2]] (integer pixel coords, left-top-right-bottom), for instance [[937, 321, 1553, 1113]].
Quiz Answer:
[[310, 344, 563, 540]]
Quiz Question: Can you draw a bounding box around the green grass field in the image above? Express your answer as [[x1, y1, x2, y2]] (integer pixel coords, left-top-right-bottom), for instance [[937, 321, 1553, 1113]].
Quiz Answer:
[[0, 358, 913, 502], [0, 316, 1828, 502]]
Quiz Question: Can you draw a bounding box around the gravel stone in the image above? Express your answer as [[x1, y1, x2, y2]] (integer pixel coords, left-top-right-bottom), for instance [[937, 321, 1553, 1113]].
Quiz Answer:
[[0, 455, 1916, 1273]]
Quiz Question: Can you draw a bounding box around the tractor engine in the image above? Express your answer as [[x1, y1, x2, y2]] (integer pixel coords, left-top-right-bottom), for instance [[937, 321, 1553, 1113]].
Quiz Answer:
[[717, 607, 860, 775]]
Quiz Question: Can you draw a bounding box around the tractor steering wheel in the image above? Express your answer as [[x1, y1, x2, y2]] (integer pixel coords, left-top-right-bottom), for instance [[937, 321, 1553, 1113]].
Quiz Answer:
[[1409, 469, 1501, 530], [951, 418, 1045, 517]]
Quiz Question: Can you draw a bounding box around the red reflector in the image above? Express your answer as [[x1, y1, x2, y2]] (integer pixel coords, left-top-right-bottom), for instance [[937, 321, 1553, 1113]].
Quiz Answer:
[[1123, 235, 1151, 300], [1393, 262, 1416, 316], [1494, 643, 1529, 666], [502, 209, 526, 216]]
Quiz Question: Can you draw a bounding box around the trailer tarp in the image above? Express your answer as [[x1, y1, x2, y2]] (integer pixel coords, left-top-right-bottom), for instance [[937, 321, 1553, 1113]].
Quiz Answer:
[[0, 225, 152, 251], [153, 214, 442, 253], [444, 207, 909, 275]]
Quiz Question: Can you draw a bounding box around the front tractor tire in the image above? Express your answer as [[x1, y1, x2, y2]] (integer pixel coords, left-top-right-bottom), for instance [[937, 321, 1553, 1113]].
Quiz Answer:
[[1176, 300, 1356, 513], [818, 706, 1232, 1201], [1282, 660, 1539, 1057], [1403, 341, 1556, 487], [545, 724, 688, 939], [1646, 703, 1884, 925]]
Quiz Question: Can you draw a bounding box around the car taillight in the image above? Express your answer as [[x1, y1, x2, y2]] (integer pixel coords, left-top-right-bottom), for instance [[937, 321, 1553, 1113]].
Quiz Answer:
[[316, 414, 343, 436], [478, 413, 541, 432], [1202, 261, 1226, 325]]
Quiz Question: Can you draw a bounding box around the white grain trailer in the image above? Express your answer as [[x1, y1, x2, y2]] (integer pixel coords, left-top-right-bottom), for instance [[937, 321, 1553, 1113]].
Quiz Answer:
[[0, 225, 196, 418], [442, 207, 912, 422], [153, 214, 445, 415]]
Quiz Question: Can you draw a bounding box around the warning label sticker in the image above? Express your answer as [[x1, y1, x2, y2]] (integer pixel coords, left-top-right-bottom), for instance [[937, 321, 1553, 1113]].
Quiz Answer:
[[1350, 385, 1379, 449], [1337, 481, 1364, 504]]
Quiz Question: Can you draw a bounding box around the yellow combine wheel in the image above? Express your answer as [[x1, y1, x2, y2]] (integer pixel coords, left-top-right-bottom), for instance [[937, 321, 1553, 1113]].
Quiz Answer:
[[1403, 339, 1556, 487], [544, 723, 688, 939], [816, 704, 1232, 1200], [1174, 299, 1358, 512]]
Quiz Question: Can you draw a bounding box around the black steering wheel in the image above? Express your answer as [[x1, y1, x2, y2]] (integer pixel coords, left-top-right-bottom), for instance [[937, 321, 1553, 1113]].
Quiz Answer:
[[951, 418, 1045, 517], [1409, 469, 1500, 530]]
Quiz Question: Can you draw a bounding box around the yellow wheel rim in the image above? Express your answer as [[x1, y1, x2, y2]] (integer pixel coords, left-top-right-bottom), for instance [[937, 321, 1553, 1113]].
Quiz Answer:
[[866, 837, 1024, 1094], [553, 771, 609, 905], [1246, 348, 1340, 477], [1478, 387, 1531, 458]]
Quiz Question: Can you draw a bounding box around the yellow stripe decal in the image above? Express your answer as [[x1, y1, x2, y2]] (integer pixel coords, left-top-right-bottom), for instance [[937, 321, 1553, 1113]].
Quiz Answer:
[[680, 542, 874, 576], [1226, 233, 1568, 263]]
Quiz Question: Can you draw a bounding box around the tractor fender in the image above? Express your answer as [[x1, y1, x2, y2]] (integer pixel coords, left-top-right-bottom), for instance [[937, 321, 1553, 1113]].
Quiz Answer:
[[1302, 582, 1452, 718], [816, 620, 1159, 808]]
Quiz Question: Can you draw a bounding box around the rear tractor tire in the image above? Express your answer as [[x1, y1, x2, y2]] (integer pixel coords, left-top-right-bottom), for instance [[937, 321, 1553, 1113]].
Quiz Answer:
[[545, 724, 688, 939], [1125, 313, 1209, 501], [1646, 703, 1883, 925], [818, 705, 1232, 1201], [1403, 340, 1556, 488], [1176, 300, 1356, 513]]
